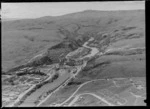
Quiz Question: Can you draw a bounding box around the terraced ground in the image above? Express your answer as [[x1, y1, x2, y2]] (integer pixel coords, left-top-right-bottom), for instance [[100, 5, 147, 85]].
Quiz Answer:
[[2, 10, 145, 107]]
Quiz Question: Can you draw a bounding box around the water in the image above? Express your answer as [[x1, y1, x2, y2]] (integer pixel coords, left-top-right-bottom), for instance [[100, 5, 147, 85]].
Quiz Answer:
[[4, 37, 100, 107]]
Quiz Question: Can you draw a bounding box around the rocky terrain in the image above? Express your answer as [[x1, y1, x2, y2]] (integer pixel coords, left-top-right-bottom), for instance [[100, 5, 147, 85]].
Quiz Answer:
[[2, 10, 146, 107]]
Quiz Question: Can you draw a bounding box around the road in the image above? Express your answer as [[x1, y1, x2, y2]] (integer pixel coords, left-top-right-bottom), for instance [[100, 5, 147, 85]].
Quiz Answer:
[[36, 77, 72, 106], [37, 65, 83, 106], [7, 85, 35, 107], [37, 65, 84, 107], [68, 93, 114, 106], [129, 91, 146, 106], [56, 78, 107, 106]]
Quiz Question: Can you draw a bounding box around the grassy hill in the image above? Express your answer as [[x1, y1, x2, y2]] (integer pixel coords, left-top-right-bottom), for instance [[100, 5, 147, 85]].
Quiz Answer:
[[2, 10, 145, 72]]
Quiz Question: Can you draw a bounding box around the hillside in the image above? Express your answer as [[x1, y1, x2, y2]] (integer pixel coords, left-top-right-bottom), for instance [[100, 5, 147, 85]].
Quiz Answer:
[[2, 10, 145, 72], [2, 9, 146, 106]]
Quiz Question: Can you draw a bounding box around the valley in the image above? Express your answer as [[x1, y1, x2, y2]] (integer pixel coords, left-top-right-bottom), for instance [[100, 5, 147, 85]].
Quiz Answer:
[[2, 9, 146, 107]]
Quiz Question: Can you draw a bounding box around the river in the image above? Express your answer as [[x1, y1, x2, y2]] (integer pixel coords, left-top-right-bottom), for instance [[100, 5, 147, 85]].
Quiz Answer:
[[37, 37, 100, 106], [7, 37, 100, 107]]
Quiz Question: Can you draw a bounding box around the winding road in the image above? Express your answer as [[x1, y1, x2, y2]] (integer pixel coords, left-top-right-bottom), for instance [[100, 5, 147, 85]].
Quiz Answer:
[[55, 78, 110, 106], [68, 93, 114, 106]]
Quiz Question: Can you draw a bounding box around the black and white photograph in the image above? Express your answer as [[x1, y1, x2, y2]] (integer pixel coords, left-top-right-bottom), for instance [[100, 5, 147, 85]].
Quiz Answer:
[[1, 1, 146, 107]]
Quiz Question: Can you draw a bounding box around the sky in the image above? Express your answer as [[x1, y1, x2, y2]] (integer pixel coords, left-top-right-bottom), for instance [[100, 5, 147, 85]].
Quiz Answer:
[[1, 1, 145, 19]]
